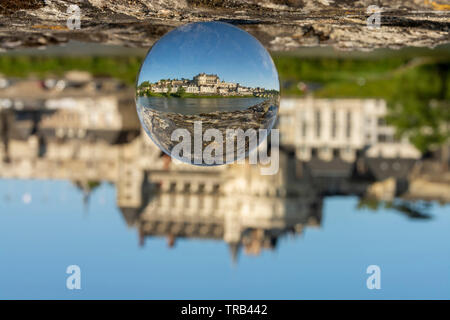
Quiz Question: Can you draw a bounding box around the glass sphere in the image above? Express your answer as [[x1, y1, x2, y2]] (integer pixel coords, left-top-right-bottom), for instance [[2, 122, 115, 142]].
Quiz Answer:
[[136, 21, 280, 166]]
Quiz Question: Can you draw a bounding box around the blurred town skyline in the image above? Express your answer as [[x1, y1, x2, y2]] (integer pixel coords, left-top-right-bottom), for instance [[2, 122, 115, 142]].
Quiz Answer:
[[137, 72, 279, 97], [0, 69, 448, 261]]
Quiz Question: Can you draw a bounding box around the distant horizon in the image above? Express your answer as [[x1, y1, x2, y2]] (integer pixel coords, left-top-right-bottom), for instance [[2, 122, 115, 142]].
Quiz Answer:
[[137, 22, 279, 91]]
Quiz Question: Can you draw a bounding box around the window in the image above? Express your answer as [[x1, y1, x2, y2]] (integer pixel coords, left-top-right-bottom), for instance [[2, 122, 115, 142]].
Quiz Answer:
[[346, 112, 352, 138], [331, 110, 337, 139], [301, 121, 307, 138], [377, 118, 386, 126], [315, 111, 321, 138], [377, 134, 387, 142], [333, 149, 339, 157], [300, 111, 307, 138]]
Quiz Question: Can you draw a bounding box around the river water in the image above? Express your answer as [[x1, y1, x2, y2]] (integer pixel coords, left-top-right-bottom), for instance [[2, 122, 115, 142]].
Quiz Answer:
[[1, 179, 449, 299], [137, 96, 268, 114]]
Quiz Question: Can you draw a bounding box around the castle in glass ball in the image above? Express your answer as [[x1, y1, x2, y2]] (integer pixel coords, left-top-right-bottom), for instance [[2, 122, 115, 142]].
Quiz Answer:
[[137, 73, 278, 98]]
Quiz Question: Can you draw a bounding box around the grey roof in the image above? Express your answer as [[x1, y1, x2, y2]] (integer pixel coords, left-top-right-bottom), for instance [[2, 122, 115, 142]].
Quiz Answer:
[[365, 157, 417, 180], [303, 157, 354, 178]]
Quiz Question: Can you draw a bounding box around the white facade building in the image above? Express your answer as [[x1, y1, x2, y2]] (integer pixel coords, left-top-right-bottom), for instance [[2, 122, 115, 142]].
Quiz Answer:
[[199, 85, 216, 94], [279, 97, 420, 162], [185, 85, 199, 94]]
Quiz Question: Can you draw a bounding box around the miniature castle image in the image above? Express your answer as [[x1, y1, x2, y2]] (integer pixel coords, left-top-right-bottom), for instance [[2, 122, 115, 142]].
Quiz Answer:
[[137, 73, 277, 97]]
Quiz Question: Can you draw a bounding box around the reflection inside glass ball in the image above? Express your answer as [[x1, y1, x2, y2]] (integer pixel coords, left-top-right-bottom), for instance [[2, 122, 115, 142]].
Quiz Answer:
[[136, 21, 280, 166]]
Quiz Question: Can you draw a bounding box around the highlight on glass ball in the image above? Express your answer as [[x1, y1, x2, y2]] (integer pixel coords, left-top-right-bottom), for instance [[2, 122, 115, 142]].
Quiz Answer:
[[136, 21, 280, 166]]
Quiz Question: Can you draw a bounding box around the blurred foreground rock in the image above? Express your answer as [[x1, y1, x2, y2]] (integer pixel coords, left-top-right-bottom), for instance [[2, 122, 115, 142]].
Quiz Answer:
[[0, 0, 449, 51]]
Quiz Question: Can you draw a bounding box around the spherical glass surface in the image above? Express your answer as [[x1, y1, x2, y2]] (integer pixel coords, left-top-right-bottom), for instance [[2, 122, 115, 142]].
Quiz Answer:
[[136, 21, 280, 166]]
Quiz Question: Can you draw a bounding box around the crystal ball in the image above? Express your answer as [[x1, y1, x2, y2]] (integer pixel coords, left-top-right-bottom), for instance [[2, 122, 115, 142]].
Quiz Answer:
[[136, 21, 280, 166]]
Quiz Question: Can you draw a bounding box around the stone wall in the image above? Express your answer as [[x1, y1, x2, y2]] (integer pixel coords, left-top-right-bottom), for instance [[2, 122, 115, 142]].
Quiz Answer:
[[0, 0, 449, 51]]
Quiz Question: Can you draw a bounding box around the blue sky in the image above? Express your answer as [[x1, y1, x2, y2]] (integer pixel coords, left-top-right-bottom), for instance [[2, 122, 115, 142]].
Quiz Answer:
[[0, 179, 449, 299], [137, 22, 279, 91]]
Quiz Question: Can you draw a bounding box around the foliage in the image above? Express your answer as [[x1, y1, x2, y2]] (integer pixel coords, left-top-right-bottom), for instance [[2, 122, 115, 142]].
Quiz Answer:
[[0, 55, 142, 85]]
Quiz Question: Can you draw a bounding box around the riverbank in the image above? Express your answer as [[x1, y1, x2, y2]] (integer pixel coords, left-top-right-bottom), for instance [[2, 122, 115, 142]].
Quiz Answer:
[[138, 92, 257, 99]]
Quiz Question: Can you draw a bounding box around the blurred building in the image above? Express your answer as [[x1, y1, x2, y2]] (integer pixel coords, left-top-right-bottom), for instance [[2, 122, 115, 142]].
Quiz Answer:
[[121, 151, 322, 261], [279, 97, 421, 162]]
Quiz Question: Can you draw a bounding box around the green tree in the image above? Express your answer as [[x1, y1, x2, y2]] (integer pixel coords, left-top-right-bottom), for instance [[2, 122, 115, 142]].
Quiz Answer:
[[174, 86, 186, 97], [386, 63, 450, 153]]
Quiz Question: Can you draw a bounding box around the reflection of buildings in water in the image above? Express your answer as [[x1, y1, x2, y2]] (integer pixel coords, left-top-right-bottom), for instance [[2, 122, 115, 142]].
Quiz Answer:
[[0, 75, 449, 259], [123, 153, 322, 260]]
